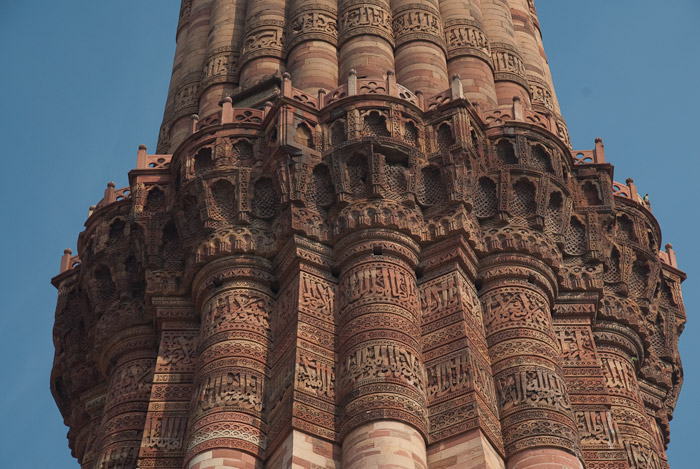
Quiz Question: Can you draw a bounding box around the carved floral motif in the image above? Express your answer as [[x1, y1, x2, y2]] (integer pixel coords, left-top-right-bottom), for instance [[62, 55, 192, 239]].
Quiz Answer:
[[205, 290, 270, 334]]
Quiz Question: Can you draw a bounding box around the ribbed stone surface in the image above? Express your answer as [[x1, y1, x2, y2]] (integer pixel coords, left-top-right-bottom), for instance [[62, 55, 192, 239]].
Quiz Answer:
[[50, 2, 686, 469]]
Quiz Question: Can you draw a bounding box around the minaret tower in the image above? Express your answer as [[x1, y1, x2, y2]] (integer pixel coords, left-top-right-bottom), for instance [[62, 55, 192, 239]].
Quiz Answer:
[[51, 1, 686, 468]]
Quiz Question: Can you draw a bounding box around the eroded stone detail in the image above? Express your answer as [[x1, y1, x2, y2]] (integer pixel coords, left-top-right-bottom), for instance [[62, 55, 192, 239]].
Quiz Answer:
[[50, 3, 686, 469]]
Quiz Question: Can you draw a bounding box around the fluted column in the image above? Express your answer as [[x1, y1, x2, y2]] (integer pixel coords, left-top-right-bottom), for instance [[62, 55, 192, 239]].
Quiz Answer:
[[523, 0, 561, 114], [438, 0, 498, 108], [420, 237, 505, 468], [479, 254, 582, 468], [169, 0, 213, 150], [163, 2, 193, 115], [335, 229, 428, 469], [286, 0, 339, 93], [551, 295, 628, 468], [508, 0, 554, 114], [238, 0, 287, 87], [523, 0, 569, 144], [391, 0, 449, 97], [157, 1, 194, 153], [337, 0, 395, 80], [78, 385, 108, 468], [533, 32, 561, 115], [594, 311, 668, 469], [94, 326, 157, 468], [182, 0, 214, 79], [265, 236, 340, 466], [480, 0, 530, 107], [184, 256, 273, 469], [137, 299, 199, 468], [198, 0, 248, 118]]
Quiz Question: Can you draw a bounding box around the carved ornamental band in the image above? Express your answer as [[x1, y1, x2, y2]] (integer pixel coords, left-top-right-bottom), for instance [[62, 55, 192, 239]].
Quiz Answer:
[[444, 19, 491, 63], [338, 0, 394, 46], [287, 5, 339, 51], [392, 4, 445, 50], [491, 42, 529, 89], [50, 2, 686, 469]]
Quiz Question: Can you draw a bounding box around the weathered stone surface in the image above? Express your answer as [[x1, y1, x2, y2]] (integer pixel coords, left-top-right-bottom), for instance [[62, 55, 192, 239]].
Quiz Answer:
[[50, 1, 685, 468]]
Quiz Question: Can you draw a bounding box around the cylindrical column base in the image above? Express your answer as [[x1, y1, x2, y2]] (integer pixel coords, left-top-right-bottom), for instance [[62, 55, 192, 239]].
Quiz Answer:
[[185, 256, 273, 468], [449, 56, 498, 109], [338, 35, 394, 81], [479, 254, 581, 460], [238, 0, 286, 87], [286, 0, 338, 93], [394, 42, 448, 96], [495, 81, 530, 108], [186, 449, 263, 469], [342, 421, 427, 469], [287, 41, 338, 93], [239, 59, 286, 89], [481, 0, 532, 108], [93, 325, 156, 469], [335, 230, 427, 441], [391, 0, 448, 96], [507, 448, 583, 469], [338, 0, 394, 80]]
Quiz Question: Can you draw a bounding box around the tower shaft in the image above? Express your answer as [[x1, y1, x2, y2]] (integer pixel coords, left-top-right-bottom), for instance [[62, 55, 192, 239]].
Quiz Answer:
[[51, 2, 686, 469]]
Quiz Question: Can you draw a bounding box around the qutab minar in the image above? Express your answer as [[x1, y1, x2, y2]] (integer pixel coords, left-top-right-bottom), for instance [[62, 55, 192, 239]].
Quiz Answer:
[[50, 1, 686, 468]]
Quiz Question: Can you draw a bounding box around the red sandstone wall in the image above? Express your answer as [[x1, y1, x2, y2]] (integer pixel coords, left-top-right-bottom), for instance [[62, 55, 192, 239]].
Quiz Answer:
[[50, 2, 686, 469]]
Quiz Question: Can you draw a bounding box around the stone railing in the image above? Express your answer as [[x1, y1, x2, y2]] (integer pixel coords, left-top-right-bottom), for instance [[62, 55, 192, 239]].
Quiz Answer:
[[112, 144, 172, 170], [612, 178, 645, 204], [571, 139, 652, 211], [322, 70, 419, 108], [85, 147, 173, 215], [424, 74, 472, 111], [572, 138, 606, 165], [285, 78, 319, 108], [94, 183, 131, 210], [56, 145, 174, 276], [190, 103, 265, 133], [58, 248, 80, 274], [482, 98, 556, 135], [658, 244, 679, 269]]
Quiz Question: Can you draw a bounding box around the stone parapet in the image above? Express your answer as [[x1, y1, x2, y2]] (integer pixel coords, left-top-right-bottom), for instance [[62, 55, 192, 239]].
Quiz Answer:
[[51, 2, 686, 467]]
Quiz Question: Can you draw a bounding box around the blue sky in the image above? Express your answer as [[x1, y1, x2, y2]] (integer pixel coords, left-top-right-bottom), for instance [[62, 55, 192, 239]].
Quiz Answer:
[[0, 1, 697, 467]]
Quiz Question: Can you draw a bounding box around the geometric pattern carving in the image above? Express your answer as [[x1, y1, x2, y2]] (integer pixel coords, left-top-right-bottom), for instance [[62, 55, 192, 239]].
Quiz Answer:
[[417, 166, 447, 207], [50, 4, 685, 469], [474, 177, 498, 218], [565, 217, 587, 256], [210, 180, 236, 222], [511, 179, 536, 217]]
